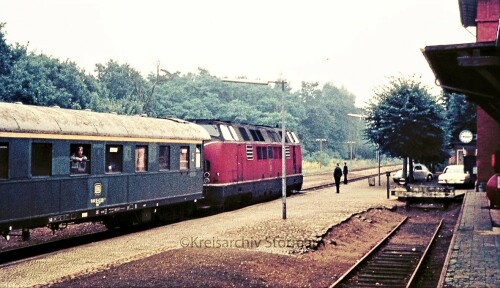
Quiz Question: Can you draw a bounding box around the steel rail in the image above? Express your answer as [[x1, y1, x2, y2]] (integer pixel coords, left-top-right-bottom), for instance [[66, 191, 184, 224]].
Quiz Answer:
[[406, 218, 444, 288], [329, 216, 408, 288]]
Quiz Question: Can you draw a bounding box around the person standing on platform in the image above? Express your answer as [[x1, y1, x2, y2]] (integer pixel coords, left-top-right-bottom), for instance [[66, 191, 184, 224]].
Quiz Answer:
[[333, 163, 343, 193], [343, 161, 349, 184]]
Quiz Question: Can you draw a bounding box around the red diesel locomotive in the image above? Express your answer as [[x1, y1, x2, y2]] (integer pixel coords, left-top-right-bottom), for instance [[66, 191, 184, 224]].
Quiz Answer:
[[194, 120, 303, 208]]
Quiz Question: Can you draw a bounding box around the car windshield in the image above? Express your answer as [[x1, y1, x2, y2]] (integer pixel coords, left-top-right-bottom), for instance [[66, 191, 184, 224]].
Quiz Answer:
[[445, 166, 464, 173]]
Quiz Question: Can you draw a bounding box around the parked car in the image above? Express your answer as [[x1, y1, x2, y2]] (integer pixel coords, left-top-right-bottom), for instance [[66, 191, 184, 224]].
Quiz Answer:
[[392, 163, 433, 184], [438, 165, 472, 186]]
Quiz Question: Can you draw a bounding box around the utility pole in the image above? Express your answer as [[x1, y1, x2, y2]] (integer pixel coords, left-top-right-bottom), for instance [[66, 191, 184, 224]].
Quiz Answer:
[[222, 79, 288, 220], [346, 141, 355, 161], [315, 138, 327, 168]]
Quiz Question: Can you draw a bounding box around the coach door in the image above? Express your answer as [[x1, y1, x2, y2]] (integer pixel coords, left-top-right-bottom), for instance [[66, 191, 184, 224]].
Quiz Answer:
[[237, 144, 244, 182]]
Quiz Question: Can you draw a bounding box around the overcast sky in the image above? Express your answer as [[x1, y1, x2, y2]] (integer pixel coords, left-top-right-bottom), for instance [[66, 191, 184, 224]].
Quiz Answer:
[[1, 0, 474, 107]]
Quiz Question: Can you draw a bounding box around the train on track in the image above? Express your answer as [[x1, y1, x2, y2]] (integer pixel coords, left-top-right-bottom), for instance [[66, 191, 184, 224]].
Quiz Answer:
[[0, 102, 303, 240]]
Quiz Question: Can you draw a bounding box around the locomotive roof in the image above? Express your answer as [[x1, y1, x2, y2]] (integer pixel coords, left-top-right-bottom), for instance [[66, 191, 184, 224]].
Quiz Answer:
[[189, 119, 279, 130], [0, 102, 210, 142]]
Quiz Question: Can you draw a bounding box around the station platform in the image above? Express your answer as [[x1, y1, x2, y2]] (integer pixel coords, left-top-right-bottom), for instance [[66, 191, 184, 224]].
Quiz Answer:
[[439, 191, 500, 287]]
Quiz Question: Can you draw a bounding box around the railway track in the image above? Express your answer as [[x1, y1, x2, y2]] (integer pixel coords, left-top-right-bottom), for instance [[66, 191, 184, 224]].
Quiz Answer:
[[331, 217, 444, 288], [0, 165, 400, 265]]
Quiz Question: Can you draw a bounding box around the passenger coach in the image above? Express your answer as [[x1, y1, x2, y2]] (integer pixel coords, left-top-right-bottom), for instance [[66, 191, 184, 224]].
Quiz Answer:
[[0, 102, 210, 240], [193, 120, 303, 208]]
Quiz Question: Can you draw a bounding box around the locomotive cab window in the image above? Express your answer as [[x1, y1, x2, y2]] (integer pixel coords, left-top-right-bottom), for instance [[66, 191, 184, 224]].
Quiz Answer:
[[239, 127, 251, 141], [290, 132, 300, 143], [135, 145, 148, 172], [180, 146, 189, 170], [32, 143, 52, 177], [220, 125, 235, 141], [159, 145, 171, 170], [70, 144, 90, 174], [279, 131, 290, 143], [105, 145, 123, 173], [228, 126, 240, 141], [249, 129, 265, 141], [256, 146, 268, 160], [267, 130, 280, 143], [0, 143, 8, 179]]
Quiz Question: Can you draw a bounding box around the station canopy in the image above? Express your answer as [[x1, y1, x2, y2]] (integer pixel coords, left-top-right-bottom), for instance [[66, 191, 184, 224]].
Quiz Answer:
[[422, 40, 500, 123]]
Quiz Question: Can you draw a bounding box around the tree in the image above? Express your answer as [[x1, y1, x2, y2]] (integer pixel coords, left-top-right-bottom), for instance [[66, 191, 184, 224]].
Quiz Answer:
[[95, 60, 150, 115], [0, 23, 27, 101], [442, 92, 476, 141], [363, 76, 449, 181]]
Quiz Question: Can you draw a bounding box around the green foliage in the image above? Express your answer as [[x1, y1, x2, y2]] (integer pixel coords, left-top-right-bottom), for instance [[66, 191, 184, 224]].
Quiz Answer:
[[95, 60, 151, 115], [295, 81, 364, 160], [363, 75, 449, 163], [442, 92, 476, 142]]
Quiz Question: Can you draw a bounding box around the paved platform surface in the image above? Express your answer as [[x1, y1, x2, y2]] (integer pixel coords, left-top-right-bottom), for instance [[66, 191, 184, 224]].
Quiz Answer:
[[440, 191, 500, 287]]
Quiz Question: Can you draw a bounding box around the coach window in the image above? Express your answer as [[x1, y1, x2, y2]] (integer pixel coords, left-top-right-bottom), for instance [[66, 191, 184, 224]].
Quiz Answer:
[[70, 144, 91, 174], [32, 143, 52, 177], [195, 145, 201, 169], [105, 145, 123, 173], [267, 146, 273, 159], [180, 146, 189, 170], [0, 143, 8, 179], [135, 145, 148, 172], [159, 145, 171, 170]]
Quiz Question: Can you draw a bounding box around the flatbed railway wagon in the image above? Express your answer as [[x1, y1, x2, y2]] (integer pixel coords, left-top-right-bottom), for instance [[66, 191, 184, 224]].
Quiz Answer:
[[194, 120, 303, 208], [0, 102, 210, 240]]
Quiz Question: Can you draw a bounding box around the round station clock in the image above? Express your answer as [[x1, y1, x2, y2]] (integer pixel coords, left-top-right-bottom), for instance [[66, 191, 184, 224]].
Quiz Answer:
[[459, 130, 473, 144]]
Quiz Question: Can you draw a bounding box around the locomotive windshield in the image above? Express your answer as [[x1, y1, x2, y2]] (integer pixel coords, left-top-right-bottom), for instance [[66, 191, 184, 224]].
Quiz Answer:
[[220, 125, 236, 141], [199, 124, 220, 138]]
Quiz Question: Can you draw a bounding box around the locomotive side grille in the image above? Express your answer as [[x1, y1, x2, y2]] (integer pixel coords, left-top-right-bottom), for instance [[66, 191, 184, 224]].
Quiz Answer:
[[246, 145, 254, 160], [285, 146, 290, 159]]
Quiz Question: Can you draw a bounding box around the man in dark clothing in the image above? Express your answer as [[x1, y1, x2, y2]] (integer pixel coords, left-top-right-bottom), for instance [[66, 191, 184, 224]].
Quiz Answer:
[[343, 162, 349, 184], [333, 163, 342, 193]]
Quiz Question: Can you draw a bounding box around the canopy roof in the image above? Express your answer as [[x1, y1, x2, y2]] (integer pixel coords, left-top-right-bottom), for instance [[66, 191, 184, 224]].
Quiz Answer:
[[422, 41, 500, 123]]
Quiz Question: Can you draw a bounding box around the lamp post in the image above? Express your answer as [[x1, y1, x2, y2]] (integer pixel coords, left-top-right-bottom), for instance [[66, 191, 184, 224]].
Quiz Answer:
[[347, 113, 380, 185], [222, 79, 287, 220]]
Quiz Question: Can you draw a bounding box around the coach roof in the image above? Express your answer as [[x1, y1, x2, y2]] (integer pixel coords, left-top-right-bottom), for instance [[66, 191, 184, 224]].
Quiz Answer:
[[0, 102, 210, 142]]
